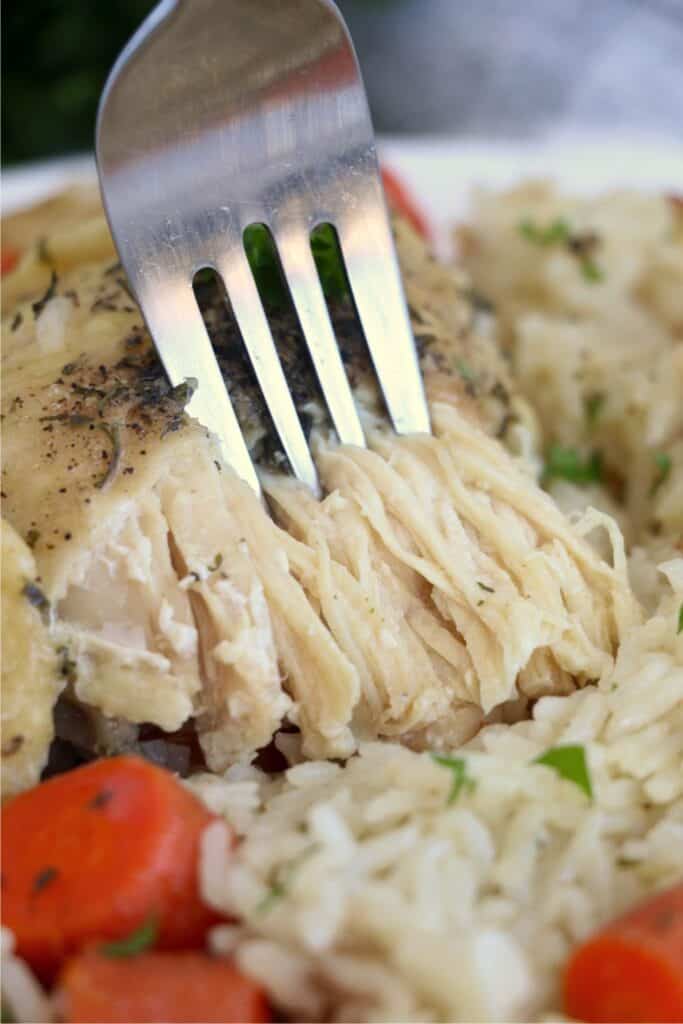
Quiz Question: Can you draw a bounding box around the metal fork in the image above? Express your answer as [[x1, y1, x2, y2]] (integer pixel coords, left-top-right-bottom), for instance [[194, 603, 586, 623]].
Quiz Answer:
[[96, 0, 429, 496]]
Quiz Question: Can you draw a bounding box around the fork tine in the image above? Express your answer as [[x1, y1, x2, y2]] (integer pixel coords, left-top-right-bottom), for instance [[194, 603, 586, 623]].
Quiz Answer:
[[141, 278, 261, 495], [217, 247, 320, 496], [274, 227, 365, 449], [335, 179, 431, 437]]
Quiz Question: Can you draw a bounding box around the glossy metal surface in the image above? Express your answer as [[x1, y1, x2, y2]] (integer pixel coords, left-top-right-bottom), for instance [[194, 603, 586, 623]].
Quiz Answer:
[[96, 0, 430, 495]]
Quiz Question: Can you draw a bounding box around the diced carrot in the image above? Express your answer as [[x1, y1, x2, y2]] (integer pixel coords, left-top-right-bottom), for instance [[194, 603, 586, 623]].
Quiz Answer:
[[59, 950, 271, 1023], [563, 882, 683, 1023], [1, 756, 222, 980], [1, 246, 20, 275], [381, 165, 431, 240]]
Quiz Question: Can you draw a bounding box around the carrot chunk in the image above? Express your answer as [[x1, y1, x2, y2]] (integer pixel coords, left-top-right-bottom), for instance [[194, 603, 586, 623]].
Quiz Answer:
[[1, 246, 20, 275], [1, 756, 221, 979], [563, 882, 683, 1023], [381, 165, 431, 240], [59, 950, 271, 1023]]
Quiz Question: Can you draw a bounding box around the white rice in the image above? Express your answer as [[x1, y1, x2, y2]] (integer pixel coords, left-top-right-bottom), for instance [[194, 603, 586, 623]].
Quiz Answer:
[[0, 928, 54, 1024], [192, 186, 683, 1022], [193, 559, 682, 1022]]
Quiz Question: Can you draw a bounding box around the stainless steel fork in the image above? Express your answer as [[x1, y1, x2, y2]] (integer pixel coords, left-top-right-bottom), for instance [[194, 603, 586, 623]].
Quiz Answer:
[[96, 0, 429, 496]]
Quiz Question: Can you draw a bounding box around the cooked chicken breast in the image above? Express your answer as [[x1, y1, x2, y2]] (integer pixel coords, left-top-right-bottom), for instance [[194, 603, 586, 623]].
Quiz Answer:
[[1, 190, 639, 784], [1, 520, 61, 796]]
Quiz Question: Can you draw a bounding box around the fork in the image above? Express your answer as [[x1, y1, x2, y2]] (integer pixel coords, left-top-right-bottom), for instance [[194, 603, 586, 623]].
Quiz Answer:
[[96, 0, 430, 496]]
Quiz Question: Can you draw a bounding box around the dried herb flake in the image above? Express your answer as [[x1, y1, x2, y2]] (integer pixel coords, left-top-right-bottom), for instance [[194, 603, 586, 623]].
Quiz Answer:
[[23, 581, 49, 619], [95, 422, 122, 490], [650, 452, 672, 496], [31, 270, 58, 318], [32, 866, 59, 894], [208, 552, 223, 572], [584, 392, 605, 426]]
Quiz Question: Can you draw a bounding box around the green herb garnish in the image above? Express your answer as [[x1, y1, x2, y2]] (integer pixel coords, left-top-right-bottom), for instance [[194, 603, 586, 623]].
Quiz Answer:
[[534, 744, 593, 799], [519, 218, 604, 283], [431, 754, 475, 804], [650, 452, 672, 496], [579, 257, 604, 282], [255, 845, 319, 916], [455, 359, 477, 384], [208, 552, 223, 572], [543, 446, 603, 486], [37, 236, 53, 266], [518, 217, 571, 245], [584, 392, 605, 426], [677, 603, 683, 635], [168, 377, 198, 408], [101, 917, 158, 957], [477, 582, 495, 593]]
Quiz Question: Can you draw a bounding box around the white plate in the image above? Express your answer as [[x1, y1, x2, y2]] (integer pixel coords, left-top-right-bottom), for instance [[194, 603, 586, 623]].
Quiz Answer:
[[3, 136, 683, 255]]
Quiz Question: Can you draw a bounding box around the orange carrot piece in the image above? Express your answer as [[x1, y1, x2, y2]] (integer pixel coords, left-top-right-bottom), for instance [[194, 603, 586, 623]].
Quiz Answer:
[[381, 165, 431, 240], [59, 950, 271, 1023], [1, 756, 221, 979], [563, 882, 683, 1023], [1, 246, 20, 275]]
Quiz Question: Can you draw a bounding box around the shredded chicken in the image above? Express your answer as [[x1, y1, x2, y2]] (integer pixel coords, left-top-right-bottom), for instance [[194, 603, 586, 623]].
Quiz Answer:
[[1, 189, 639, 782]]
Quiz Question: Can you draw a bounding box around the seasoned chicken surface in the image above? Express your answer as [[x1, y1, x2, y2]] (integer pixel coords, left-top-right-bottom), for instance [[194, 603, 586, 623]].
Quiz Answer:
[[1, 520, 61, 796], [1, 190, 639, 783]]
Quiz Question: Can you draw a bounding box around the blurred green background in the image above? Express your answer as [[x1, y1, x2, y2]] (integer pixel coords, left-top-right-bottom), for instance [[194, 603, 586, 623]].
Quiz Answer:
[[3, 0, 680, 168], [1, 0, 399, 166], [3, 1, 157, 164]]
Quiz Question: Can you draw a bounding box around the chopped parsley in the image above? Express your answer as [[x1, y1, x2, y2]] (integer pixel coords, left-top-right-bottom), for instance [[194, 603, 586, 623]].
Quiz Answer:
[[579, 257, 604, 282], [477, 581, 495, 593], [518, 217, 604, 283], [101, 916, 158, 957], [168, 377, 197, 408], [455, 359, 477, 384], [255, 844, 319, 916], [207, 552, 223, 572], [519, 217, 570, 246], [534, 744, 593, 799], [650, 452, 672, 496], [677, 603, 683, 635], [584, 392, 605, 426], [543, 446, 603, 486], [431, 754, 475, 804]]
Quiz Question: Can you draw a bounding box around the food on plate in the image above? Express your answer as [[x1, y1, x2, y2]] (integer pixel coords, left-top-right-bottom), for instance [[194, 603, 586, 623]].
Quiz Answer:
[[563, 882, 683, 1023], [1, 756, 219, 979], [58, 950, 271, 1024], [0, 181, 637, 780], [1, 519, 61, 796], [1, 168, 681, 1023]]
